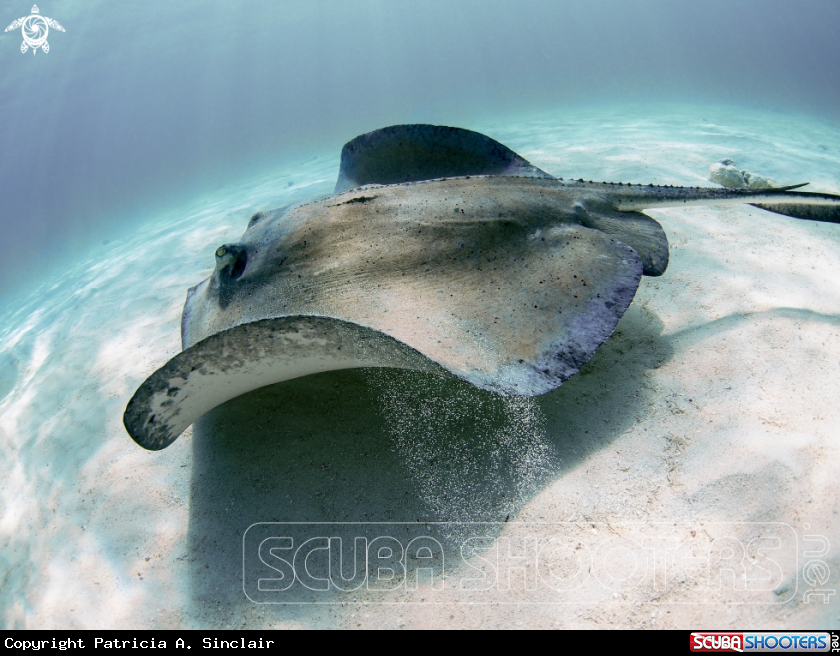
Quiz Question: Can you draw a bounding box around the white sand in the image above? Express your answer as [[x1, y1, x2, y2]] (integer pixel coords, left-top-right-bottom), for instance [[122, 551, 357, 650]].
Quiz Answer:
[[1, 105, 838, 629]]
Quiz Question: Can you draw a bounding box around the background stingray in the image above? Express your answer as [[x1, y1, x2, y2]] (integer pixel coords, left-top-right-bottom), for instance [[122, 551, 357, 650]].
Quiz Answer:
[[124, 124, 840, 450]]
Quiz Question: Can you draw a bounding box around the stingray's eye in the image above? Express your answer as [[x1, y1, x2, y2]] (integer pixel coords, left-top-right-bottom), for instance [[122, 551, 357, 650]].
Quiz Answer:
[[215, 244, 248, 280]]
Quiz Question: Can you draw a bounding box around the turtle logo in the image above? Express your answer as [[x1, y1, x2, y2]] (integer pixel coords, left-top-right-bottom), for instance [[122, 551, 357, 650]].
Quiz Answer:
[[5, 5, 65, 55]]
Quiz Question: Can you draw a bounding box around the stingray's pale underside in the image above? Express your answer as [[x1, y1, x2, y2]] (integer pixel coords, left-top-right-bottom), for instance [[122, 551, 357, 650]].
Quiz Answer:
[[124, 124, 840, 450]]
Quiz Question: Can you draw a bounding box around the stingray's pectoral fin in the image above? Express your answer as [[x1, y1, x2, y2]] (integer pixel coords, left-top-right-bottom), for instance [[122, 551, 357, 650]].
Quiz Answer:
[[578, 208, 669, 276], [749, 202, 840, 224], [334, 124, 553, 193], [123, 316, 442, 450]]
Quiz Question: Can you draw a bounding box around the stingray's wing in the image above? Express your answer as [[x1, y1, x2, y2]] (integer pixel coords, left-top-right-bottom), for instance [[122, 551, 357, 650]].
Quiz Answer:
[[372, 220, 644, 396], [334, 124, 553, 193], [606, 183, 840, 224], [124, 316, 444, 450], [5, 17, 24, 31], [576, 208, 670, 276]]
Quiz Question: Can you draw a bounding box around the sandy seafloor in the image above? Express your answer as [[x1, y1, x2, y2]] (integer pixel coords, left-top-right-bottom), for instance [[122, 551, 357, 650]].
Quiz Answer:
[[1, 104, 839, 630]]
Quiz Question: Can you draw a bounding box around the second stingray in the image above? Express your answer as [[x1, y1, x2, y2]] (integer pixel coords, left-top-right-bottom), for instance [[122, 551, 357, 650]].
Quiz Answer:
[[124, 124, 840, 450]]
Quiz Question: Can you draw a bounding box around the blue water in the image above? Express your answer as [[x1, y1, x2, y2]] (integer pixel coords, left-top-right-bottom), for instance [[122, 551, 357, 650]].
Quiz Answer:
[[2, 0, 840, 300]]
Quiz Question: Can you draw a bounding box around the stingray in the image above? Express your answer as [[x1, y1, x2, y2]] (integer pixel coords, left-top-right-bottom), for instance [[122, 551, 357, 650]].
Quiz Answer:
[[123, 124, 840, 450]]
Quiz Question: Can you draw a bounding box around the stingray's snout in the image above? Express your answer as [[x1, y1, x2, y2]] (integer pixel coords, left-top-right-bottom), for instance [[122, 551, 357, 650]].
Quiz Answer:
[[215, 243, 248, 280]]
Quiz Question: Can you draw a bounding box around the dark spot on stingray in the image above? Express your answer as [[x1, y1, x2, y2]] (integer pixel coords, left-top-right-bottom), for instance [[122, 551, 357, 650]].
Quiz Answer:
[[230, 253, 247, 279]]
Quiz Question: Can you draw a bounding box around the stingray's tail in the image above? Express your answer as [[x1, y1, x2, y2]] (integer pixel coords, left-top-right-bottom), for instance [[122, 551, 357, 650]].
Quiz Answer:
[[748, 202, 840, 224], [614, 183, 840, 225]]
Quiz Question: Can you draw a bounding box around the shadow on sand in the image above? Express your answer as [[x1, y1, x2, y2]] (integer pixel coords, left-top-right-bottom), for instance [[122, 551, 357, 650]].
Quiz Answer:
[[186, 302, 671, 625]]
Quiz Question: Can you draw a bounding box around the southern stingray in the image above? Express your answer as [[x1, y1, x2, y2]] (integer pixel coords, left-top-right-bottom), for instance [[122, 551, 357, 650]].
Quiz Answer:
[[124, 124, 840, 450]]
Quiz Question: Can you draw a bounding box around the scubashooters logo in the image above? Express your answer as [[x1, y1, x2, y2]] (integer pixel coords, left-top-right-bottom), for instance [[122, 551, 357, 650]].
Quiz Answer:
[[5, 5, 65, 55], [243, 521, 807, 604], [689, 632, 836, 652]]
